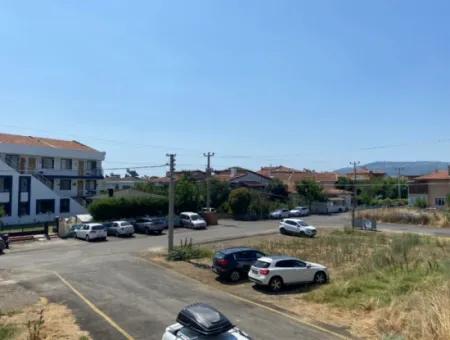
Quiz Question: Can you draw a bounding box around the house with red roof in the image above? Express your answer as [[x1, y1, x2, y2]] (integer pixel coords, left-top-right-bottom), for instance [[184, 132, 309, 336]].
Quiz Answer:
[[408, 168, 450, 208]]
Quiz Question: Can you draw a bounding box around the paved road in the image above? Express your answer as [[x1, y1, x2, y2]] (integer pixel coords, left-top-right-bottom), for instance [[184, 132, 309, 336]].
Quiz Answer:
[[1, 224, 339, 340]]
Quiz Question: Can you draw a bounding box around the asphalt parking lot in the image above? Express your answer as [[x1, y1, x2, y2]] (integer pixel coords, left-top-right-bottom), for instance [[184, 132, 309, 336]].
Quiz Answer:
[[1, 220, 343, 340]]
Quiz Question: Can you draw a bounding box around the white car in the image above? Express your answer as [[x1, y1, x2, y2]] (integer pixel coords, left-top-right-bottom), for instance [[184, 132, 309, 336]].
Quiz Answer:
[[289, 206, 310, 217], [104, 220, 134, 237], [249, 256, 328, 292], [162, 303, 250, 340], [279, 218, 317, 237], [180, 212, 207, 229], [269, 208, 290, 219], [75, 223, 107, 241]]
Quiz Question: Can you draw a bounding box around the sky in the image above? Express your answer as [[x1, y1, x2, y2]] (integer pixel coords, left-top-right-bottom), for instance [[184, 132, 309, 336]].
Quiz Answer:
[[1, 0, 450, 176]]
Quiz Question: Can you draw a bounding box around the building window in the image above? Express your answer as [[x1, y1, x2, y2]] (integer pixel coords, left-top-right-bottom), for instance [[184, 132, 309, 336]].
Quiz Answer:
[[61, 159, 73, 170], [42, 157, 54, 169], [0, 203, 11, 216], [435, 197, 446, 207], [19, 202, 30, 216], [0, 176, 12, 193], [87, 160, 97, 170], [59, 179, 72, 191], [60, 199, 70, 213], [36, 199, 55, 214], [19, 176, 30, 192], [5, 154, 19, 170]]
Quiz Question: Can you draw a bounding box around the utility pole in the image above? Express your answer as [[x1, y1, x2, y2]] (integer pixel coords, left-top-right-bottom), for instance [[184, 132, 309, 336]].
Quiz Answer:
[[203, 152, 215, 210], [166, 154, 176, 251], [396, 167, 405, 199], [350, 161, 360, 228]]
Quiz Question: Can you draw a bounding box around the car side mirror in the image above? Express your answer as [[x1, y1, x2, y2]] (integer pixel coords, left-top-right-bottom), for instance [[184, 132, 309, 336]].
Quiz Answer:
[[306, 264, 311, 269]]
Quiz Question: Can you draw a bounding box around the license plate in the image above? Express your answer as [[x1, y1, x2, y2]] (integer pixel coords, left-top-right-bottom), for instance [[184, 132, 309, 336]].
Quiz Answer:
[[252, 269, 258, 274]]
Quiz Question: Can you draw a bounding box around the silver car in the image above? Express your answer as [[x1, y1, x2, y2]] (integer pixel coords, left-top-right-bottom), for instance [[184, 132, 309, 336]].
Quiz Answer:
[[249, 256, 328, 292], [75, 223, 107, 241], [104, 221, 134, 237]]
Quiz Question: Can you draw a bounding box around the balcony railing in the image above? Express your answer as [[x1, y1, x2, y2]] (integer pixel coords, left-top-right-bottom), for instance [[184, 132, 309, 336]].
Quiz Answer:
[[18, 168, 103, 178]]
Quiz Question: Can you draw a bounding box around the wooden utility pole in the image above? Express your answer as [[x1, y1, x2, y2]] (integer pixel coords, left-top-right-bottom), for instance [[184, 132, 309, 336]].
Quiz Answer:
[[166, 154, 176, 251], [396, 167, 405, 199], [203, 152, 215, 210], [350, 161, 360, 228]]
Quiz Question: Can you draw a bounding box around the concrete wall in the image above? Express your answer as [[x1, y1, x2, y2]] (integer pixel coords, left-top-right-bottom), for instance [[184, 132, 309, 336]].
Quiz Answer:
[[427, 180, 450, 208]]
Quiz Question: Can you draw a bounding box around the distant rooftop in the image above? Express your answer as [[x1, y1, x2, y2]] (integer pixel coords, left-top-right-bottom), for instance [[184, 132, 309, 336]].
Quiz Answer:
[[414, 170, 450, 181], [0, 132, 99, 152]]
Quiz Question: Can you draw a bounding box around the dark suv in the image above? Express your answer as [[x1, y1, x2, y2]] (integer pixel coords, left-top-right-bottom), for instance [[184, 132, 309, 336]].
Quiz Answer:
[[212, 247, 266, 282]]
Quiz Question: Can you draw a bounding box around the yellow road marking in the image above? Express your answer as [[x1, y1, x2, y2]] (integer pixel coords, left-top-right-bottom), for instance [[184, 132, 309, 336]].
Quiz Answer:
[[53, 271, 134, 340], [143, 258, 348, 339]]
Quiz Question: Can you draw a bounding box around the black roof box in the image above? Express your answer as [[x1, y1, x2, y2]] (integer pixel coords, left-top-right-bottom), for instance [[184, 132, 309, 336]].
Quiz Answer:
[[176, 303, 234, 336]]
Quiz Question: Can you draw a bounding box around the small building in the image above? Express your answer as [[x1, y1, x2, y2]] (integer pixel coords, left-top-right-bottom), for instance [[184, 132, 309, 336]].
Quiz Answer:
[[214, 167, 272, 189], [0, 132, 105, 225], [98, 175, 144, 191], [408, 168, 450, 208], [346, 167, 386, 181]]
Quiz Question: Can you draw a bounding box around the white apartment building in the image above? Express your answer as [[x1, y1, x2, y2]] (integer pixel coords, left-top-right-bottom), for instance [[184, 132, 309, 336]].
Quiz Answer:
[[0, 133, 105, 225]]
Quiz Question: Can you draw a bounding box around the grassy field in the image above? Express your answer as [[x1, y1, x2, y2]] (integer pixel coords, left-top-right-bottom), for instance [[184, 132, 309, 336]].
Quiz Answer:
[[166, 230, 450, 339], [357, 207, 450, 227]]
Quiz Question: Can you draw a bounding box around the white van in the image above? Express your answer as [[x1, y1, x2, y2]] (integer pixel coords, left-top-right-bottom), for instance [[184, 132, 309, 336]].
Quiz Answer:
[[180, 212, 207, 229]]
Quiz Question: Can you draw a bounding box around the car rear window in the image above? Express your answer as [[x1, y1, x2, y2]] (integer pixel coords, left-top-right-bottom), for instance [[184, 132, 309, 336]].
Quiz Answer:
[[214, 252, 226, 259], [253, 260, 270, 268], [92, 225, 104, 231]]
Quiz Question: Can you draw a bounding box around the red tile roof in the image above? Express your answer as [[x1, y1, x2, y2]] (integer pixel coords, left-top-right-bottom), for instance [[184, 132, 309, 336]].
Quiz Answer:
[[0, 132, 98, 152], [414, 170, 450, 181]]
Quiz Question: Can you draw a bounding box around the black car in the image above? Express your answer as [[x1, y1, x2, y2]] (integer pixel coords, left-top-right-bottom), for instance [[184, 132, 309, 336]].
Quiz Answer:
[[0, 233, 9, 253], [212, 247, 265, 282]]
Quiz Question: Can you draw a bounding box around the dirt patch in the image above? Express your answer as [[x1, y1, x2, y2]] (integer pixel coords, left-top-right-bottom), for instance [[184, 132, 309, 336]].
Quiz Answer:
[[0, 297, 90, 340]]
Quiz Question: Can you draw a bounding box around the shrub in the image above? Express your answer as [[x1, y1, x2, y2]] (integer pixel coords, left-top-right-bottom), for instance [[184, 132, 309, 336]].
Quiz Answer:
[[228, 188, 252, 217], [89, 196, 168, 220], [167, 238, 213, 261], [414, 198, 428, 209]]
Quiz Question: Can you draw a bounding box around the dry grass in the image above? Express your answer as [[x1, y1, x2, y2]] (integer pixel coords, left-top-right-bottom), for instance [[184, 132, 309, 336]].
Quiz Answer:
[[357, 207, 450, 227], [0, 297, 90, 340]]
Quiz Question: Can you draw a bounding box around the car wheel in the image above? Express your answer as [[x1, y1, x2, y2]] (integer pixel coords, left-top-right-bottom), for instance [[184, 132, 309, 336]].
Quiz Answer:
[[280, 228, 287, 235], [314, 271, 327, 284], [269, 277, 283, 292], [85, 235, 90, 242], [229, 270, 241, 282], [145, 228, 151, 235]]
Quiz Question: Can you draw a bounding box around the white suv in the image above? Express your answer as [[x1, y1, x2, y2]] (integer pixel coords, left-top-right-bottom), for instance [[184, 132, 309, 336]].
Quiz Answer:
[[75, 223, 107, 241], [248, 256, 328, 292], [279, 218, 317, 237]]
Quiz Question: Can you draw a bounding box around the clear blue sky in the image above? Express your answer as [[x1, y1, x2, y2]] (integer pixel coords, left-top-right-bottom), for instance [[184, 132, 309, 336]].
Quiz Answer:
[[1, 1, 450, 176]]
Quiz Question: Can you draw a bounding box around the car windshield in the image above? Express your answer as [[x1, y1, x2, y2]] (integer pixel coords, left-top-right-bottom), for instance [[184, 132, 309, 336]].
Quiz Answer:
[[92, 225, 104, 231], [253, 260, 270, 268], [298, 221, 308, 227], [190, 215, 200, 220], [120, 222, 131, 226]]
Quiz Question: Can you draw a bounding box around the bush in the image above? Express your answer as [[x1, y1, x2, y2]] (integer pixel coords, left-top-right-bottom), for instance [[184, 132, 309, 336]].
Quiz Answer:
[[414, 198, 428, 209], [228, 188, 252, 217], [88, 196, 168, 220], [167, 238, 213, 261]]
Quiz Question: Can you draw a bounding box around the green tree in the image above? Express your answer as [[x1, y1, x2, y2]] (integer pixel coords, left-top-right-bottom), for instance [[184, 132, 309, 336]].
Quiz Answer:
[[414, 198, 427, 209], [209, 178, 230, 210], [336, 176, 353, 191], [228, 188, 252, 217], [175, 176, 201, 212], [266, 178, 289, 201], [296, 179, 326, 208]]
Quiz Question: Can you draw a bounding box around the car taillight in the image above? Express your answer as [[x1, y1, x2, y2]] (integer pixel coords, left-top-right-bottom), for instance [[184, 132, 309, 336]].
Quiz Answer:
[[259, 268, 270, 275], [217, 259, 229, 267]]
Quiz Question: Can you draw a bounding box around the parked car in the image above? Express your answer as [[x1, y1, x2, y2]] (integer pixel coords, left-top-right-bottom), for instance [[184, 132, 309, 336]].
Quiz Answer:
[[248, 256, 328, 292], [103, 221, 134, 237], [279, 218, 317, 237], [212, 247, 266, 282], [0, 233, 9, 254], [75, 223, 107, 241], [269, 208, 290, 219], [289, 206, 310, 217], [162, 303, 250, 340], [62, 224, 83, 239], [180, 212, 207, 229], [134, 217, 166, 235]]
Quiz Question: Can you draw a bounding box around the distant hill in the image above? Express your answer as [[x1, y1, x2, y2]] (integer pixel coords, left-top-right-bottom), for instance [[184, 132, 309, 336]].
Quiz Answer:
[[335, 161, 450, 177]]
